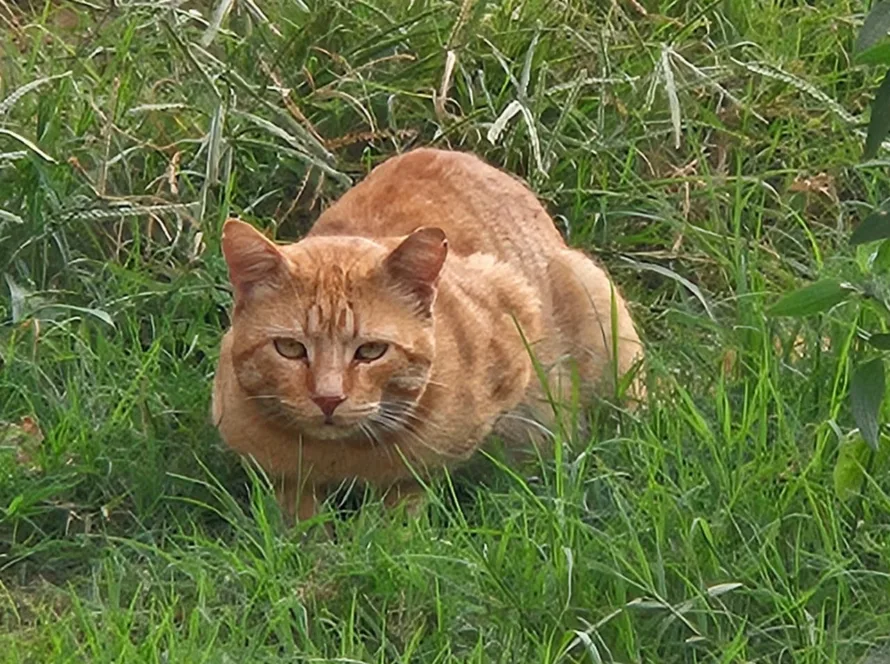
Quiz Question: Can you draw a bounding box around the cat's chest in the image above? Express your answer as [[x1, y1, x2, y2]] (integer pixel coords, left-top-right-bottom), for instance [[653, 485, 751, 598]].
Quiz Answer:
[[292, 433, 464, 484], [226, 405, 466, 484]]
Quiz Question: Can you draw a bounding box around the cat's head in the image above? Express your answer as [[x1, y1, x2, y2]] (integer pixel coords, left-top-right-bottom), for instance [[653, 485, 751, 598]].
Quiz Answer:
[[220, 219, 447, 441]]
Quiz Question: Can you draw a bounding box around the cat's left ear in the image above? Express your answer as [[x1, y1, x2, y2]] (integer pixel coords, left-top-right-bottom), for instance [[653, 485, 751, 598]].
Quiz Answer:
[[221, 219, 286, 298], [383, 227, 448, 315]]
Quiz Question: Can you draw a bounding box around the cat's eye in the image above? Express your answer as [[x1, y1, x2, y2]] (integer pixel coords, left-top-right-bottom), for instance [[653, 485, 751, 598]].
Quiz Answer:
[[274, 338, 307, 360], [354, 342, 388, 362]]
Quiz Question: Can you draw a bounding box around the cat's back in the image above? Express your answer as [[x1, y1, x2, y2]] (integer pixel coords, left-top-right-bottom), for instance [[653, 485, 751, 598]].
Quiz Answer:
[[309, 149, 565, 270]]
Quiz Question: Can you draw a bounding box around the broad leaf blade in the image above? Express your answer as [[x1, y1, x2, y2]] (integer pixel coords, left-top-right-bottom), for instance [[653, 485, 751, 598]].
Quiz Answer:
[[856, 40, 890, 65], [874, 238, 890, 273], [0, 128, 56, 163], [851, 206, 890, 244], [621, 257, 716, 321], [41, 304, 115, 328], [867, 333, 890, 350], [851, 358, 886, 450], [833, 438, 870, 501], [865, 68, 890, 160], [767, 279, 852, 317], [3, 273, 45, 322], [856, 1, 890, 54]]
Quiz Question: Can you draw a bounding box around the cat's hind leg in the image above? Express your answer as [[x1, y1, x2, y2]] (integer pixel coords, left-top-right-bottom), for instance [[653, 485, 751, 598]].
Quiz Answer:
[[545, 248, 645, 407], [494, 249, 645, 459]]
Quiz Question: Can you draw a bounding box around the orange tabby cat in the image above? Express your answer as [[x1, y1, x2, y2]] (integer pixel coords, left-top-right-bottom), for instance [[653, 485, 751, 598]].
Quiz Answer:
[[212, 148, 643, 522]]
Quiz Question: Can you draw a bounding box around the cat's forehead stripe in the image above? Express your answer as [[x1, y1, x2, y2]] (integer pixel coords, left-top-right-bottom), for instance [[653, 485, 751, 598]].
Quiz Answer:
[[307, 304, 321, 335], [305, 300, 358, 337], [294, 260, 366, 338], [337, 307, 356, 336]]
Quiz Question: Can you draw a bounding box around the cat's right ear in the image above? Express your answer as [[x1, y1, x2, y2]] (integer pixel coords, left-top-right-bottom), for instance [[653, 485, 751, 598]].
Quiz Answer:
[[221, 219, 285, 298]]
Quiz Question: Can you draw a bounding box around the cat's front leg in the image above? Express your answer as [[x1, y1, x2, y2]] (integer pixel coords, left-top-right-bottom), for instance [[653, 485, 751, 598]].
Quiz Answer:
[[382, 479, 427, 517], [274, 476, 319, 525]]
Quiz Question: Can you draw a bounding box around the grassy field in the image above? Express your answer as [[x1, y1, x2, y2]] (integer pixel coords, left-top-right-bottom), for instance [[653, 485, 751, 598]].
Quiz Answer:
[[1, 0, 889, 661]]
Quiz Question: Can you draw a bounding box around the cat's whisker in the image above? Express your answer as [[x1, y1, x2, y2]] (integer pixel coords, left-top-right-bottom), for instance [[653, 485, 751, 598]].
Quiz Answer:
[[392, 398, 437, 415], [496, 411, 555, 436], [245, 394, 285, 402], [244, 393, 301, 410], [358, 421, 379, 447], [396, 410, 443, 434], [369, 409, 461, 459], [380, 401, 444, 433], [368, 412, 402, 435], [351, 403, 382, 417], [361, 420, 396, 464]]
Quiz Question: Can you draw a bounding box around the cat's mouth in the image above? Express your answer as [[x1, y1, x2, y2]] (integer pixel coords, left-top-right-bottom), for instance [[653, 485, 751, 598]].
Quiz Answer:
[[305, 421, 359, 440], [253, 397, 368, 439], [303, 406, 384, 441], [259, 397, 398, 443]]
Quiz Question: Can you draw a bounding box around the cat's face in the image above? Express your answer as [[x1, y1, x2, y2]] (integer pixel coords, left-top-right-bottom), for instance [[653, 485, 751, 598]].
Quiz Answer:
[[221, 220, 447, 441]]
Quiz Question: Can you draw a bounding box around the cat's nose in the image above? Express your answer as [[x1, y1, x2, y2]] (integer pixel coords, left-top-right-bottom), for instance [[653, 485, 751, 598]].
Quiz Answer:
[[311, 395, 346, 418]]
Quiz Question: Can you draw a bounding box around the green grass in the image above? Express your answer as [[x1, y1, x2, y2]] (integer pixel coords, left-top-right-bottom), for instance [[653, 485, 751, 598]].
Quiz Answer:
[[1, 0, 889, 661]]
